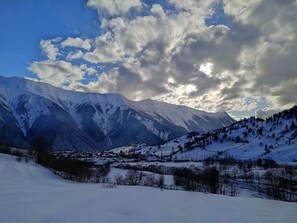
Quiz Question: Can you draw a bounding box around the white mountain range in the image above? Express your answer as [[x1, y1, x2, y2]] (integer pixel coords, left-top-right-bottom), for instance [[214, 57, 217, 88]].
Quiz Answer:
[[0, 76, 234, 150]]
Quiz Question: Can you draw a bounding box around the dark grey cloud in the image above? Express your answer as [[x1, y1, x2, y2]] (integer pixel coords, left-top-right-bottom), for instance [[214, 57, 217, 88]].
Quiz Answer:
[[246, 0, 297, 106], [220, 78, 248, 100]]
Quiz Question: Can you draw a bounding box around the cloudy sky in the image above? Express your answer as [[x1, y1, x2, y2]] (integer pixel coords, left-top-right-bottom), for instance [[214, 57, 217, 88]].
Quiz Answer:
[[1, 0, 297, 118]]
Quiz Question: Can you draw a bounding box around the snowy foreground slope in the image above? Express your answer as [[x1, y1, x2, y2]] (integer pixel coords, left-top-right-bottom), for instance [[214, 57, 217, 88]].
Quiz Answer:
[[1, 153, 296, 223]]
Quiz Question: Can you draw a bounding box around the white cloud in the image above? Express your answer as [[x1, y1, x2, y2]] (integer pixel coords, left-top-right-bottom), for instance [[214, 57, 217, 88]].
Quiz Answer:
[[40, 38, 61, 60], [66, 50, 84, 61], [223, 0, 258, 22], [28, 0, 297, 115], [84, 32, 123, 63], [199, 62, 213, 76], [28, 60, 94, 87], [169, 0, 217, 14], [61, 37, 92, 51], [87, 0, 142, 16]]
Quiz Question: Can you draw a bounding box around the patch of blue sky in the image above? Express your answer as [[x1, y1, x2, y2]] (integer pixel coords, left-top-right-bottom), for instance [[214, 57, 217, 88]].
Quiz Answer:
[[0, 0, 99, 78], [205, 1, 233, 27]]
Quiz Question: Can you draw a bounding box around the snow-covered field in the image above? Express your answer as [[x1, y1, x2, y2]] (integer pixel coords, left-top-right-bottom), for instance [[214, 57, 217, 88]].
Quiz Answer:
[[1, 153, 297, 223]]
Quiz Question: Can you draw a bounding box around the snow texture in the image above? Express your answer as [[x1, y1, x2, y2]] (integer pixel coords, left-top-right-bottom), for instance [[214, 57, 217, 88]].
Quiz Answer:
[[1, 153, 297, 223], [0, 76, 234, 150], [112, 112, 297, 163]]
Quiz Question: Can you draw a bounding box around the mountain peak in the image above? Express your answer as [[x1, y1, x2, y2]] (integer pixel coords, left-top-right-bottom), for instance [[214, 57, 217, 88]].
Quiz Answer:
[[0, 76, 234, 150]]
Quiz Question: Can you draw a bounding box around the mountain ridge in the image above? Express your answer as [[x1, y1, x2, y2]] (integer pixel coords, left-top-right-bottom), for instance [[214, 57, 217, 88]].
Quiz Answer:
[[0, 76, 234, 150]]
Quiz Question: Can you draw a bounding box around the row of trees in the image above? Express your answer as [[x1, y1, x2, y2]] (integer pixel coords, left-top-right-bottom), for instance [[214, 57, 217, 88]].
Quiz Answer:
[[2, 136, 296, 201], [33, 137, 110, 182], [255, 167, 297, 201], [113, 169, 165, 189], [115, 160, 297, 201], [173, 166, 237, 196]]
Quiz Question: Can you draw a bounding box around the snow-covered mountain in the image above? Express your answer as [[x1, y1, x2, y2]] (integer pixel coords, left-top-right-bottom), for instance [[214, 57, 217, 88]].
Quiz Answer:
[[112, 106, 297, 162], [0, 76, 234, 150]]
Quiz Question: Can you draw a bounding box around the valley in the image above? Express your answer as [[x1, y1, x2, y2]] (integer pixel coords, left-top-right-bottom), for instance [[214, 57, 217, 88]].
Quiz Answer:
[[2, 0, 297, 222], [1, 92, 297, 223]]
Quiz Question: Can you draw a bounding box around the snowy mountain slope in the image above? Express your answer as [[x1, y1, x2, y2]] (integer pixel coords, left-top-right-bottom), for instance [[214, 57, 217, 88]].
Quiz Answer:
[[0, 76, 234, 150], [112, 106, 297, 162], [0, 97, 29, 149], [128, 99, 232, 133], [1, 153, 297, 223]]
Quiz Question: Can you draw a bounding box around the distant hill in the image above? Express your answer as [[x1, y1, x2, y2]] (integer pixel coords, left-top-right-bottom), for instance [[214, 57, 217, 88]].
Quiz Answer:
[[112, 106, 297, 162]]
